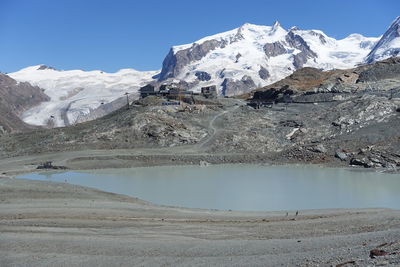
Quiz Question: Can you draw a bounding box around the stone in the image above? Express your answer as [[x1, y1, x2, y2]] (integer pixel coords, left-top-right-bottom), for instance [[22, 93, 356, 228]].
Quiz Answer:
[[350, 158, 372, 168], [376, 261, 389, 266], [199, 160, 210, 167], [370, 249, 389, 258], [310, 144, 327, 153], [335, 151, 348, 161]]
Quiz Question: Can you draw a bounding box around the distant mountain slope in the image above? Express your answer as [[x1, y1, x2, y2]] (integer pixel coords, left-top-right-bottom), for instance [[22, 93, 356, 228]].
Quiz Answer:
[[0, 73, 49, 132], [158, 21, 379, 96], [246, 57, 400, 100], [366, 16, 400, 63], [9, 65, 158, 127]]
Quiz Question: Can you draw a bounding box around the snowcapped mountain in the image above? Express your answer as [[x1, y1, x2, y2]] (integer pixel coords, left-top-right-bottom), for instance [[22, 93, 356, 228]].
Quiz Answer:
[[157, 21, 379, 96], [9, 65, 158, 127], [10, 19, 397, 128], [366, 16, 400, 63]]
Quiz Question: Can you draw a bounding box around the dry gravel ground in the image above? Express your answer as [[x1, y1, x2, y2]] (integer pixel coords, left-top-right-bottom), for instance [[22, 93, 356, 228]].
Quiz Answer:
[[1, 176, 400, 266]]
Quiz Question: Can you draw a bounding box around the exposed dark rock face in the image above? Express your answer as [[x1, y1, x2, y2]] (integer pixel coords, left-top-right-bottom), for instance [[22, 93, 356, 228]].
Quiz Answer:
[[285, 31, 317, 69], [37, 65, 56, 71], [308, 30, 327, 44], [258, 66, 270, 80], [357, 57, 400, 82], [221, 75, 256, 96], [229, 25, 245, 44], [252, 85, 294, 102], [292, 53, 309, 70], [0, 73, 49, 132], [195, 71, 212, 81], [250, 67, 331, 99], [235, 53, 242, 63], [159, 40, 223, 81], [241, 75, 256, 88], [158, 26, 246, 82], [264, 42, 287, 58], [158, 49, 179, 81], [218, 69, 226, 79]]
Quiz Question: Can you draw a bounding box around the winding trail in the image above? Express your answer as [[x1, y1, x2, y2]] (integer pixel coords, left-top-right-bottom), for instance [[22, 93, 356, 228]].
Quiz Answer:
[[196, 99, 244, 150]]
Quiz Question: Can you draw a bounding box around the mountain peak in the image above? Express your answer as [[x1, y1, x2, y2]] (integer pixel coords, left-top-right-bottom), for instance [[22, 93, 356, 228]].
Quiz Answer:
[[290, 26, 300, 32], [273, 20, 281, 29], [365, 16, 400, 63], [392, 16, 400, 26], [37, 65, 56, 71], [239, 22, 266, 30]]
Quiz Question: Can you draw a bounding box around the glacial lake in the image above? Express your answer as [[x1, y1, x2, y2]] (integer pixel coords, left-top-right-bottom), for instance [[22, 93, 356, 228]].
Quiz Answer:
[[17, 164, 400, 211]]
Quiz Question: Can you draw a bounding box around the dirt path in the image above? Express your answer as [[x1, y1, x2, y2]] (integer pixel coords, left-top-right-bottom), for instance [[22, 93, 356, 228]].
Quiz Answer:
[[196, 100, 243, 149]]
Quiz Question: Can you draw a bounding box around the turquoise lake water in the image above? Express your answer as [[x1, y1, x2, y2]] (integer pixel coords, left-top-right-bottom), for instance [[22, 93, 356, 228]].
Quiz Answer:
[[17, 164, 400, 211]]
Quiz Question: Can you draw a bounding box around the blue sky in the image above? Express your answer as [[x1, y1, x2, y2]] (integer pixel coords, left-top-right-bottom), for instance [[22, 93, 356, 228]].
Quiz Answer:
[[0, 0, 398, 73]]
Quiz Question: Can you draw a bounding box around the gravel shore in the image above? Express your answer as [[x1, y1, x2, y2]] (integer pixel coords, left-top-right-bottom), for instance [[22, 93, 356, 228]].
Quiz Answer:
[[0, 152, 400, 266]]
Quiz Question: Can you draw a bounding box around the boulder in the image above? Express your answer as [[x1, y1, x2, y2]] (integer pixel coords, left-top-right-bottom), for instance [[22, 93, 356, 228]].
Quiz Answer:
[[350, 158, 372, 168], [370, 249, 389, 258], [335, 151, 348, 161], [310, 144, 327, 153]]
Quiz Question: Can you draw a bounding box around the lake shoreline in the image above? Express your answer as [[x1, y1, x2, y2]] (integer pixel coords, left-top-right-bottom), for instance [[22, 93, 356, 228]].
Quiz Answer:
[[0, 148, 378, 179], [1, 150, 400, 265], [1, 176, 400, 266], [16, 164, 400, 212]]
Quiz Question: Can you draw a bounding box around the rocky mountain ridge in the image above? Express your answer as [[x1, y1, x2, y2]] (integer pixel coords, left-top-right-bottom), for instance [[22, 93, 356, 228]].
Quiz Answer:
[[157, 22, 379, 96], [0, 73, 49, 133], [366, 16, 400, 63], [246, 57, 400, 101], [7, 17, 400, 128]]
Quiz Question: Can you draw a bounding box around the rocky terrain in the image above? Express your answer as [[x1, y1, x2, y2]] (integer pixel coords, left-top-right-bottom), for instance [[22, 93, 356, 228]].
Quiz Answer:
[[247, 57, 400, 98], [0, 73, 49, 133], [0, 58, 399, 172]]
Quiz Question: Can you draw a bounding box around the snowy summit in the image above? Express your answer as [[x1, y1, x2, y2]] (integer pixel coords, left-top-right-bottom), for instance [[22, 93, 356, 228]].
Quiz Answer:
[[9, 18, 400, 127], [157, 21, 379, 96]]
